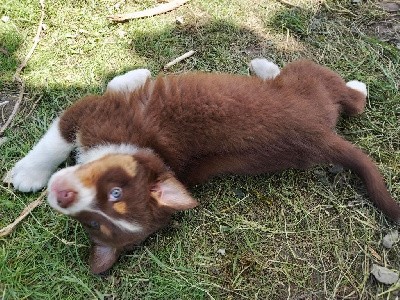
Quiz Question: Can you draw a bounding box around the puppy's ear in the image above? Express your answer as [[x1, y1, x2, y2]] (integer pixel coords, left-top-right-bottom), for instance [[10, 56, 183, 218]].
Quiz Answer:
[[133, 150, 199, 210], [89, 244, 120, 274], [150, 176, 198, 211]]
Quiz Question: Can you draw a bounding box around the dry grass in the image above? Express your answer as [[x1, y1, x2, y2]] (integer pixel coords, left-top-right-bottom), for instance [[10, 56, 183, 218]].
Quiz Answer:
[[1, 0, 399, 299]]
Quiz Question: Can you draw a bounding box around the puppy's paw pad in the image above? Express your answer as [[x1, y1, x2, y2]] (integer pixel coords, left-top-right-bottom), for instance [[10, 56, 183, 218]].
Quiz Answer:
[[11, 159, 52, 192], [346, 80, 367, 96], [107, 69, 151, 93], [249, 58, 280, 80]]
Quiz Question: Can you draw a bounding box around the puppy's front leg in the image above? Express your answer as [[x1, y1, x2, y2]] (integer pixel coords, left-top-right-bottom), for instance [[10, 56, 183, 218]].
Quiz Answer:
[[12, 118, 74, 192]]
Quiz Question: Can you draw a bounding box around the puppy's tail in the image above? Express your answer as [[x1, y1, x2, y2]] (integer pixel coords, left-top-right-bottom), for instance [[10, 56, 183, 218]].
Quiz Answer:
[[326, 133, 400, 223]]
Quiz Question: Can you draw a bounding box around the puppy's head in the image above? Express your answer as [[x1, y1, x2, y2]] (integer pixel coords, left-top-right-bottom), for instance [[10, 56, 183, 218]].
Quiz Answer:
[[47, 150, 198, 274]]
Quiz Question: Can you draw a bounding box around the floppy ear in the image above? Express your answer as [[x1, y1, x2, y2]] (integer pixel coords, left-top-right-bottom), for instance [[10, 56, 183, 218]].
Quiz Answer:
[[150, 177, 199, 210], [89, 244, 120, 274]]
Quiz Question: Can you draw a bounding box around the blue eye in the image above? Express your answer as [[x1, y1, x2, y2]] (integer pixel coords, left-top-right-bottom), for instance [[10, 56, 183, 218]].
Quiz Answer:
[[88, 220, 100, 230], [109, 187, 123, 201]]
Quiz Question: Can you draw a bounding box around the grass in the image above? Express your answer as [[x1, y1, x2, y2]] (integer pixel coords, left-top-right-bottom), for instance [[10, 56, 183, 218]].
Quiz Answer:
[[1, 0, 399, 298]]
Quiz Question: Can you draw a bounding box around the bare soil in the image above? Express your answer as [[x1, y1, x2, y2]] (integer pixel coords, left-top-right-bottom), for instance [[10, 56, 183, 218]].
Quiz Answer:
[[373, 1, 400, 49]]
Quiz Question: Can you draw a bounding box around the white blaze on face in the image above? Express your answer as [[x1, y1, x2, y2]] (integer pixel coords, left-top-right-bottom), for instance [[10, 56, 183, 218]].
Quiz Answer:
[[47, 165, 95, 215]]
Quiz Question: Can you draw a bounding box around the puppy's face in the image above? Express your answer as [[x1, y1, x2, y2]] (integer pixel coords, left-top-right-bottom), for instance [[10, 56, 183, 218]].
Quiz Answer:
[[47, 151, 198, 274]]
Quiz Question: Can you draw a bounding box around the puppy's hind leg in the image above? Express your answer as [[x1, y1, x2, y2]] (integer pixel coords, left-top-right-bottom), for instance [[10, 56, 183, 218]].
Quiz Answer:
[[106, 69, 151, 93], [341, 80, 367, 116], [346, 80, 367, 97], [249, 58, 280, 80]]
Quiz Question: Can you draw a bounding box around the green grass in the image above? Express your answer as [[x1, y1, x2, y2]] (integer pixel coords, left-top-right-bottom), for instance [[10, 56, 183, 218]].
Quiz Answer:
[[1, 0, 399, 299]]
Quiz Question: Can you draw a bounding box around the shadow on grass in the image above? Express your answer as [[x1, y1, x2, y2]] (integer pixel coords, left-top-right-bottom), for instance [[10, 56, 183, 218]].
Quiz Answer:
[[132, 19, 273, 73]]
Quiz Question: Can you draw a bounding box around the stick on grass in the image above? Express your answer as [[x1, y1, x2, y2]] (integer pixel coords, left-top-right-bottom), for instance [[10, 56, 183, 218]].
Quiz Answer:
[[0, 190, 46, 238], [108, 0, 190, 22], [164, 50, 195, 69]]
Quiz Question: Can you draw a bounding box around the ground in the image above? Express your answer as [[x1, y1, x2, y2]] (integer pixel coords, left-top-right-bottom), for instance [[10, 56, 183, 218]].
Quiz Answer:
[[0, 0, 399, 299]]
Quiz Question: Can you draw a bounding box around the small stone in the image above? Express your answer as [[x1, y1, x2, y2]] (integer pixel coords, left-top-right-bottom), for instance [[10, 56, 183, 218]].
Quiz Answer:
[[117, 29, 126, 38], [175, 16, 184, 25], [382, 230, 399, 249], [371, 264, 399, 285], [78, 29, 90, 34], [1, 16, 10, 23], [351, 0, 362, 3], [217, 248, 226, 256]]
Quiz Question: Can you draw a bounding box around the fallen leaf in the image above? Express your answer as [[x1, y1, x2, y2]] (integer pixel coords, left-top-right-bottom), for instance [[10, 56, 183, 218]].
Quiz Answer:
[[368, 246, 382, 261]]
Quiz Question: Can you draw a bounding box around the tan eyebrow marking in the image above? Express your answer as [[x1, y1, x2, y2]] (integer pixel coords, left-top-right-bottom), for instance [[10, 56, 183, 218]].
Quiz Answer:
[[76, 154, 137, 187], [113, 201, 127, 215], [100, 224, 112, 237]]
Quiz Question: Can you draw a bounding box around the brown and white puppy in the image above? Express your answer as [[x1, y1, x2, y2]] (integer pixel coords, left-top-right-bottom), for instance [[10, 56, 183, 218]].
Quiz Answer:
[[11, 59, 399, 274]]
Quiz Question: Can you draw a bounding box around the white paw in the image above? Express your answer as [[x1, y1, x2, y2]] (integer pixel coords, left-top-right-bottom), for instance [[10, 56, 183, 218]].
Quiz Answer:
[[12, 157, 53, 192], [107, 69, 151, 93], [346, 80, 367, 96], [249, 58, 280, 80]]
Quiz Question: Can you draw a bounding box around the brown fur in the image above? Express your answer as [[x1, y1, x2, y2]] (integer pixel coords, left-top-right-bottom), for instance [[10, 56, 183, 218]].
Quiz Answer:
[[55, 60, 399, 273]]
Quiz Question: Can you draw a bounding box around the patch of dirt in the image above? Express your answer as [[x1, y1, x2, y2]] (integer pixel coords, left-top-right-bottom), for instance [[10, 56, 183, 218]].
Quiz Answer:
[[0, 90, 19, 131], [372, 1, 400, 49]]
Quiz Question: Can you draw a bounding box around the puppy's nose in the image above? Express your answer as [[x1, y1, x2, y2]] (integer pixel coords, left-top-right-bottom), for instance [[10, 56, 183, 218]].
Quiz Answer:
[[56, 190, 77, 208]]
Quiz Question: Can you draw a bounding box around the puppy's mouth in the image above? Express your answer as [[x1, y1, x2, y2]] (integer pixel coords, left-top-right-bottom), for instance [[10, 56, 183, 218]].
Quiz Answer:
[[47, 165, 95, 215]]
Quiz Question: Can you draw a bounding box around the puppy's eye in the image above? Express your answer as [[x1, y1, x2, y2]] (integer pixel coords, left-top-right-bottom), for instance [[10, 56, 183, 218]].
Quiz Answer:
[[109, 187, 122, 201], [88, 220, 100, 230]]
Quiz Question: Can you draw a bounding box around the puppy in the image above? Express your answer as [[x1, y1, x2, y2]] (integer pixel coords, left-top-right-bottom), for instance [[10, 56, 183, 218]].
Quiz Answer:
[[11, 59, 399, 274]]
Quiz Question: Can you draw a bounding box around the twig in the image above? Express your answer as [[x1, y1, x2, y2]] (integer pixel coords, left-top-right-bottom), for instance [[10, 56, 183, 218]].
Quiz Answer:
[[108, 0, 190, 22], [0, 190, 46, 237], [14, 0, 45, 83], [0, 47, 9, 56], [0, 0, 45, 136], [0, 101, 9, 107], [164, 50, 195, 69], [14, 94, 43, 126], [275, 0, 300, 8]]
